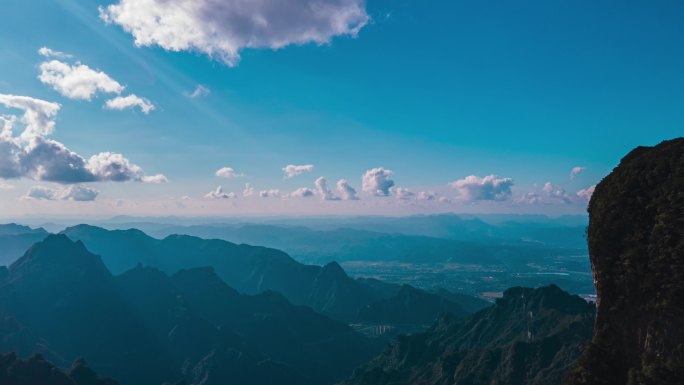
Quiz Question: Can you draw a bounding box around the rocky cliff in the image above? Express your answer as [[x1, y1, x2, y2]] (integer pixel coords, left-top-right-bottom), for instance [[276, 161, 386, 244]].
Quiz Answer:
[[566, 138, 684, 385]]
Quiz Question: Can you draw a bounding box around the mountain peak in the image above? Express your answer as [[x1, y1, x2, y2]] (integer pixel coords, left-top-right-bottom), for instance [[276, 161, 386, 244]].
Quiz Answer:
[[7, 234, 111, 286]]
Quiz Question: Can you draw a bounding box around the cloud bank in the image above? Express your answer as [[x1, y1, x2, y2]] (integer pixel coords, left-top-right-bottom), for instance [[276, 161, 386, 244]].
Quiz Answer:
[[0, 93, 165, 184], [24, 184, 99, 201], [99, 0, 369, 66]]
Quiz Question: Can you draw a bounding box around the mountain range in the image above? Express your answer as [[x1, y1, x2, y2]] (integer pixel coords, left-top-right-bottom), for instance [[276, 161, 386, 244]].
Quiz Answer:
[[343, 285, 595, 385]]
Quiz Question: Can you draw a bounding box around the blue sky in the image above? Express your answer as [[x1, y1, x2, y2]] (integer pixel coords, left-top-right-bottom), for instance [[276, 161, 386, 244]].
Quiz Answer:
[[0, 0, 682, 218]]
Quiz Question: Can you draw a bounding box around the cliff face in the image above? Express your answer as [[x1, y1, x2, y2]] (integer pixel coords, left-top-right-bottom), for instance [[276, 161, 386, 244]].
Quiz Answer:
[[566, 138, 684, 385]]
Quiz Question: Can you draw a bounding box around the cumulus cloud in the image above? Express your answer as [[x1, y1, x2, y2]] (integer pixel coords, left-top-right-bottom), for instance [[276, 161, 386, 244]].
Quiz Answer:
[[291, 187, 315, 198], [205, 185, 237, 199], [283, 164, 314, 178], [576, 184, 596, 201], [449, 175, 514, 202], [37, 48, 154, 113], [518, 182, 573, 204], [336, 179, 358, 200], [243, 183, 254, 197], [0, 94, 60, 138], [259, 189, 282, 198], [105, 95, 155, 114], [315, 176, 339, 200], [39, 59, 124, 100], [99, 0, 369, 66], [186, 84, 210, 98], [24, 184, 99, 201], [570, 166, 586, 179], [362, 167, 394, 196], [391, 187, 414, 200], [215, 166, 243, 179], [0, 93, 164, 184]]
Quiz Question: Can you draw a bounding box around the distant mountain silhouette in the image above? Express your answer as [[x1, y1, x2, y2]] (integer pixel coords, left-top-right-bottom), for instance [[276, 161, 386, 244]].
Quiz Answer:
[[566, 138, 684, 385], [0, 224, 48, 266], [123, 221, 586, 265], [0, 353, 118, 385], [343, 285, 594, 385], [61, 225, 482, 323]]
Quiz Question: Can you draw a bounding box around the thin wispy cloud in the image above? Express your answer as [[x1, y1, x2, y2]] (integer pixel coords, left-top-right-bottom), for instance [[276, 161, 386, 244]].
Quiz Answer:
[[104, 95, 155, 114], [570, 166, 586, 179], [186, 84, 210, 98], [24, 184, 99, 201]]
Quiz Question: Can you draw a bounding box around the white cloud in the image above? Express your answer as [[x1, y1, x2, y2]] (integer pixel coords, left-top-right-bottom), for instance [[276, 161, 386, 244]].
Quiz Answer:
[[0, 93, 164, 184], [417, 191, 436, 201], [186, 84, 210, 98], [24, 184, 99, 201], [0, 183, 14, 190], [362, 167, 394, 196], [259, 189, 282, 198], [291, 187, 315, 198], [336, 179, 358, 200], [570, 166, 586, 179], [38, 59, 124, 100], [283, 164, 314, 178], [391, 186, 414, 200], [315, 176, 339, 200], [518, 182, 573, 204], [576, 184, 596, 201], [215, 167, 242, 178], [37, 48, 154, 113], [99, 0, 369, 66], [0, 94, 60, 138], [105, 95, 155, 114], [242, 183, 254, 197], [449, 174, 514, 202], [205, 185, 237, 199], [38, 47, 73, 59]]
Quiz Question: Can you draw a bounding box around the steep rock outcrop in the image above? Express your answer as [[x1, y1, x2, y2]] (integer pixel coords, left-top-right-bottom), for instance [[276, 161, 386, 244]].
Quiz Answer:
[[566, 138, 684, 385]]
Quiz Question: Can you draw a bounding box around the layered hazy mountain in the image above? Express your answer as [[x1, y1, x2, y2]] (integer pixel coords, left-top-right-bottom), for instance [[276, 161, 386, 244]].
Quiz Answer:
[[85, 215, 592, 298], [59, 224, 488, 323], [0, 224, 49, 267], [0, 234, 383, 385], [343, 285, 595, 385]]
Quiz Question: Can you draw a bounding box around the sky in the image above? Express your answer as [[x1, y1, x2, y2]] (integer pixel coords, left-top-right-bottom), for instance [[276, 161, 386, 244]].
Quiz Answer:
[[0, 0, 682, 219]]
